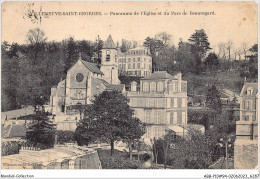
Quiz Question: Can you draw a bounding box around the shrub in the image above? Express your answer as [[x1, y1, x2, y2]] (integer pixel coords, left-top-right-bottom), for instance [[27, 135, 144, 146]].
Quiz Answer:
[[1, 140, 26, 156], [97, 149, 142, 169], [57, 130, 75, 144]]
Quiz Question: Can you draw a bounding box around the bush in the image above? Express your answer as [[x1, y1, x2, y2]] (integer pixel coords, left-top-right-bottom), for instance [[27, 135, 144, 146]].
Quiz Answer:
[[57, 130, 75, 144], [1, 140, 26, 156], [97, 149, 142, 169]]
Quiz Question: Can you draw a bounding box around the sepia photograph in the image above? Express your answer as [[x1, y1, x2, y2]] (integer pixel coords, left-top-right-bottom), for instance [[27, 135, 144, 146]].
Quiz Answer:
[[1, 1, 259, 178]]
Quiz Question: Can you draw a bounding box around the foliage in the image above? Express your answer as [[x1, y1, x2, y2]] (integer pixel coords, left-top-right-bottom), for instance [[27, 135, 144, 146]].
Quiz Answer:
[[77, 90, 144, 155], [205, 85, 222, 112], [97, 149, 142, 169], [56, 130, 75, 145], [188, 29, 212, 74], [204, 53, 219, 71], [1, 140, 26, 156], [26, 113, 56, 148]]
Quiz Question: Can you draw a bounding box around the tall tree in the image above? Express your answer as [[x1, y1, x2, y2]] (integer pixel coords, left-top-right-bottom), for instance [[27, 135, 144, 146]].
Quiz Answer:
[[205, 85, 222, 113], [204, 52, 219, 71], [64, 37, 78, 73], [188, 29, 212, 74]]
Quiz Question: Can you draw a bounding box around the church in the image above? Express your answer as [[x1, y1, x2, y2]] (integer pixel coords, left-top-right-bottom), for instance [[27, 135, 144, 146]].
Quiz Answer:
[[50, 35, 125, 116]]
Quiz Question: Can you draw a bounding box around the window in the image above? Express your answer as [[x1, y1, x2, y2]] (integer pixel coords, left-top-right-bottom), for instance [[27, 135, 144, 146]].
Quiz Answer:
[[143, 82, 149, 92], [154, 127, 161, 139], [246, 100, 251, 110], [245, 115, 249, 121], [119, 64, 122, 69], [133, 58, 135, 62], [155, 111, 161, 124], [133, 63, 135, 69], [182, 98, 186, 108], [137, 63, 140, 69], [182, 112, 186, 124], [174, 98, 178, 107], [106, 54, 110, 61], [145, 110, 151, 123], [247, 87, 253, 95], [76, 73, 84, 82], [144, 63, 146, 69], [150, 82, 156, 92], [173, 112, 177, 124], [128, 64, 131, 69], [138, 57, 141, 62], [157, 82, 163, 92], [128, 58, 131, 62], [146, 127, 151, 138], [144, 58, 146, 62], [173, 83, 176, 92]]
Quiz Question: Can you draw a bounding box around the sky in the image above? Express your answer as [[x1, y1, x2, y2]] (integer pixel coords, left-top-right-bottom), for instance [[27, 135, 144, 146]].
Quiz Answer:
[[1, 1, 258, 51]]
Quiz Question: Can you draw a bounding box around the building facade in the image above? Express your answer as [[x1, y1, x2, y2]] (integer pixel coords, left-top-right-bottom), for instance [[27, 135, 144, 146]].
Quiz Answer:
[[117, 47, 152, 77], [236, 82, 258, 139], [127, 71, 188, 140]]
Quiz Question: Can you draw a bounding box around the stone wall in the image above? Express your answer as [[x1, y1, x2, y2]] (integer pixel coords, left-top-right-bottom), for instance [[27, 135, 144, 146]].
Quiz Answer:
[[234, 139, 258, 169]]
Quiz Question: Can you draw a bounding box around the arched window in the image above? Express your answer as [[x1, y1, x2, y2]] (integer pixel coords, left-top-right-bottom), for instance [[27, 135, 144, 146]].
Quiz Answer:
[[150, 82, 156, 92], [143, 82, 149, 92], [247, 87, 253, 95], [157, 82, 164, 92]]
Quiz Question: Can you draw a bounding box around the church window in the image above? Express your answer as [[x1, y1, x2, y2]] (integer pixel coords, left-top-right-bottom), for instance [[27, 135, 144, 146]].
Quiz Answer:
[[150, 82, 156, 92], [143, 82, 149, 92], [76, 73, 84, 82], [106, 54, 110, 61], [157, 82, 163, 92], [247, 87, 253, 95]]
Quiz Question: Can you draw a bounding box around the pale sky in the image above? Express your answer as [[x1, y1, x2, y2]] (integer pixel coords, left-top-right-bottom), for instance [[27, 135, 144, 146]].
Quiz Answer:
[[1, 1, 258, 50]]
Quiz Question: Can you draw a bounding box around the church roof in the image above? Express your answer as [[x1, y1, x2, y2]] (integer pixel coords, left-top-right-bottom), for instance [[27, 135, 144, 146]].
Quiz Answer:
[[142, 71, 174, 80], [105, 84, 125, 92], [80, 60, 104, 75], [103, 35, 116, 49]]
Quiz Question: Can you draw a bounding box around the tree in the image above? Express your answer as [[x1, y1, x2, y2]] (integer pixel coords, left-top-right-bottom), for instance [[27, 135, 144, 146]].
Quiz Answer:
[[122, 117, 146, 160], [26, 28, 47, 46], [241, 42, 248, 60], [226, 40, 233, 62], [64, 37, 78, 73], [205, 85, 222, 113], [26, 113, 56, 148], [204, 52, 219, 71], [79, 90, 144, 156], [188, 29, 212, 74]]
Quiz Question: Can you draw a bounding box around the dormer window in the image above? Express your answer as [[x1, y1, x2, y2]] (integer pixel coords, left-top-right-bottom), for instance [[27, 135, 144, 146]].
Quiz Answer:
[[247, 87, 253, 95]]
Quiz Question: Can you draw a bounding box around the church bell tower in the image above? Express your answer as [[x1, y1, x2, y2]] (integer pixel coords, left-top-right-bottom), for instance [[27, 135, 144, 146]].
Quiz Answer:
[[100, 35, 120, 84]]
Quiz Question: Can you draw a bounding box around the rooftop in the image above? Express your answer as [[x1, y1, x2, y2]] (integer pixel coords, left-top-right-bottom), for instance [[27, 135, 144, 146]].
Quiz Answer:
[[142, 71, 175, 80], [103, 35, 116, 49], [80, 60, 104, 75]]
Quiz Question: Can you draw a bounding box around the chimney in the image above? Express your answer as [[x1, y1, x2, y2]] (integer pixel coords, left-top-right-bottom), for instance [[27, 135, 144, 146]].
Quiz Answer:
[[177, 72, 182, 92], [131, 81, 137, 92]]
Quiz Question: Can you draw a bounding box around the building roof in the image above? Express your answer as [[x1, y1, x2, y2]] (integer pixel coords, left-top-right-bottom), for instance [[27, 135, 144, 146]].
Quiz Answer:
[[80, 60, 104, 75], [240, 82, 258, 96], [142, 71, 174, 80], [105, 84, 125, 92], [103, 35, 116, 49], [2, 124, 27, 138]]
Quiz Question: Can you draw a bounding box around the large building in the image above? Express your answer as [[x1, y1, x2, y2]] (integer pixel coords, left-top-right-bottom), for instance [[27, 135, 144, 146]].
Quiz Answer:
[[234, 82, 258, 169], [127, 71, 188, 140], [117, 47, 152, 77], [236, 82, 258, 139], [50, 35, 124, 116]]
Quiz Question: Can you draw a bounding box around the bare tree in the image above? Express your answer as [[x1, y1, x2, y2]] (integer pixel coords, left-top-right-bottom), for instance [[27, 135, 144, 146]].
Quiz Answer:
[[155, 32, 172, 46], [226, 40, 233, 62], [217, 43, 226, 61], [26, 28, 47, 45], [241, 42, 248, 60]]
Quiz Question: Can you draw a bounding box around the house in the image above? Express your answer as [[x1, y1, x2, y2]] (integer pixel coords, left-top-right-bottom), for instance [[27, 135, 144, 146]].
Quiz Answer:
[[234, 82, 258, 169], [117, 47, 152, 77], [127, 71, 188, 140]]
